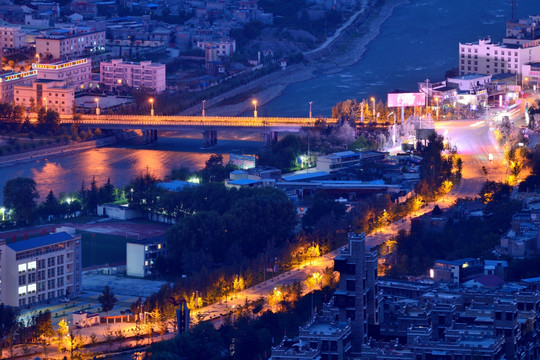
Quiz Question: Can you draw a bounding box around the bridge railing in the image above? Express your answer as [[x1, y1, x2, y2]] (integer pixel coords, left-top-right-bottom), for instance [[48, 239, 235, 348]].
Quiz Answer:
[[60, 114, 337, 127]]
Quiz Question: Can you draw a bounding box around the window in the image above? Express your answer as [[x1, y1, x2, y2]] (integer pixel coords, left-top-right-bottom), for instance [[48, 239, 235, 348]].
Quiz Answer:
[[19, 275, 26, 285], [18, 286, 26, 296], [28, 283, 36, 293], [18, 263, 27, 273]]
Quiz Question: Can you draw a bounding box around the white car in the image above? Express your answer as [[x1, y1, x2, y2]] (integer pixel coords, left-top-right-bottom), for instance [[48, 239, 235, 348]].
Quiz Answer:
[[59, 298, 71, 303]]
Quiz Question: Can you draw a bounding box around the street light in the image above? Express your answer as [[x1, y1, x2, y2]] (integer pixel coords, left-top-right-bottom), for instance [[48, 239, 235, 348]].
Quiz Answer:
[[149, 98, 154, 116], [43, 97, 47, 112], [370, 97, 375, 122], [202, 99, 206, 117], [0, 207, 5, 221], [252, 99, 258, 118], [94, 97, 100, 115], [434, 96, 439, 121], [35, 53, 40, 64], [309, 101, 313, 119]]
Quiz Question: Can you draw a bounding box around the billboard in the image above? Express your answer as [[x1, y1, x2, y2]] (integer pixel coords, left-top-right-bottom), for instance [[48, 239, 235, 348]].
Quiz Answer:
[[387, 92, 426, 107]]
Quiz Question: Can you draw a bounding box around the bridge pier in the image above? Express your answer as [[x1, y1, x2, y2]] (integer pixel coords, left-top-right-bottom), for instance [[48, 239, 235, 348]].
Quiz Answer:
[[143, 130, 158, 143], [202, 130, 217, 147], [153, 129, 158, 141], [263, 130, 278, 145]]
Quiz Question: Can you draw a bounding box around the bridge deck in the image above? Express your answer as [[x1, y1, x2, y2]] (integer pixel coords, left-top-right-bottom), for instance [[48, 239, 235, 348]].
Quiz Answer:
[[59, 115, 337, 129]]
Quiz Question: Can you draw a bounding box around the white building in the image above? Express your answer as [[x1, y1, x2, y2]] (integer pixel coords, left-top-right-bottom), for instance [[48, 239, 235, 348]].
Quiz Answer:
[[447, 74, 492, 91], [33, 58, 92, 90], [316, 151, 362, 173], [0, 25, 26, 49], [0, 70, 37, 103], [35, 30, 105, 60], [459, 37, 540, 78], [0, 231, 82, 307], [126, 237, 166, 278], [14, 79, 75, 114], [100, 59, 166, 93], [196, 39, 236, 57]]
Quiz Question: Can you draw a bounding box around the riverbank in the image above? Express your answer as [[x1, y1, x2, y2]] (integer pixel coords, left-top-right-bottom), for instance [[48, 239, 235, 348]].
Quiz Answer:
[[0, 131, 138, 168], [180, 0, 406, 118]]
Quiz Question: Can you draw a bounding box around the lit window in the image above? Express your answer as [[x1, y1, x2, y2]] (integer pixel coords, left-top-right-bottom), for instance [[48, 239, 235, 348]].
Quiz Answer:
[[18, 286, 26, 295], [158, 244, 162, 249], [28, 284, 36, 293], [27, 261, 36, 271], [145, 246, 148, 251], [145, 261, 149, 266], [18, 264, 26, 273]]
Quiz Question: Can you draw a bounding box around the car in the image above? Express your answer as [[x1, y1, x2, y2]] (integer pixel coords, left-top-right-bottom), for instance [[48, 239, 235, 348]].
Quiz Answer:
[[59, 298, 71, 303]]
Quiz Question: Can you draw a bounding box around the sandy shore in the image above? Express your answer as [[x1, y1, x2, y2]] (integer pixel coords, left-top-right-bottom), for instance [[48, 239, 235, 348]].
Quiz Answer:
[[179, 0, 408, 117]]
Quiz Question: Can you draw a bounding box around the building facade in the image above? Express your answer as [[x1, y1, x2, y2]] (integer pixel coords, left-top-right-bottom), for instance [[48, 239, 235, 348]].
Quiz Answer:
[[33, 58, 92, 90], [100, 59, 166, 93], [459, 37, 540, 78], [0, 25, 26, 49], [14, 79, 75, 114], [0, 70, 37, 103], [35, 30, 105, 60], [126, 237, 167, 278], [0, 231, 82, 307]]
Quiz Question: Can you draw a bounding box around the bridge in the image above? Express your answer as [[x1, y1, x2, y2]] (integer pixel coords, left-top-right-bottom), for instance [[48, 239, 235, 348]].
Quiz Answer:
[[59, 114, 337, 145]]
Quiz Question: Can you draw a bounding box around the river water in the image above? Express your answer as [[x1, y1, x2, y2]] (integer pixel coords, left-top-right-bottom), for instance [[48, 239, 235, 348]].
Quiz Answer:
[[0, 131, 263, 203], [0, 0, 538, 203], [264, 0, 539, 117]]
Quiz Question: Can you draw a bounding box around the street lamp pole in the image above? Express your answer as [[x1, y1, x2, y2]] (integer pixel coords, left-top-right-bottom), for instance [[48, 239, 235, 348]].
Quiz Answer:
[[43, 97, 47, 112], [387, 112, 395, 145], [202, 100, 206, 117], [435, 96, 439, 121], [370, 97, 375, 122], [309, 101, 313, 119], [94, 98, 100, 115], [149, 98, 154, 116], [252, 99, 258, 118]]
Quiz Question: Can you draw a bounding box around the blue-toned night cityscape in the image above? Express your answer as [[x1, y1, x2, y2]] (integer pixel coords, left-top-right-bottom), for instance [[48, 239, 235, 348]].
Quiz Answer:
[[1, 0, 540, 359]]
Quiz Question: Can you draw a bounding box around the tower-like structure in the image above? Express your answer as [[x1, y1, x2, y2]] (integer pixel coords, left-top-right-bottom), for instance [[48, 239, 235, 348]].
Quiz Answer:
[[333, 233, 378, 354]]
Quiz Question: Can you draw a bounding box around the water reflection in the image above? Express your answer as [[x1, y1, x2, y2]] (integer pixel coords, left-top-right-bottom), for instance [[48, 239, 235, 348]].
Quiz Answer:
[[0, 131, 264, 203]]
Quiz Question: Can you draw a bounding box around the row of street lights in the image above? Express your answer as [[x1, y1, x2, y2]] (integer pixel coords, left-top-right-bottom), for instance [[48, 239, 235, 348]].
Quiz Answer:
[[93, 97, 155, 116], [200, 99, 316, 118]]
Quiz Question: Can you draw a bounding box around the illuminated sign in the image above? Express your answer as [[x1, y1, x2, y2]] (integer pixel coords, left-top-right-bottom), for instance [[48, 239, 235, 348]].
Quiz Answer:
[[0, 70, 37, 83], [33, 59, 88, 70], [387, 92, 426, 107]]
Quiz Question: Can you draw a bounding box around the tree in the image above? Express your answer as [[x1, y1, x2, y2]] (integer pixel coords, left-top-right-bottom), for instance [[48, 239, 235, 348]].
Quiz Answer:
[[33, 310, 55, 340], [3, 177, 39, 224], [98, 286, 118, 312], [39, 190, 62, 219], [0, 304, 18, 355], [86, 176, 99, 214], [99, 177, 116, 204], [37, 109, 60, 134], [129, 170, 161, 215]]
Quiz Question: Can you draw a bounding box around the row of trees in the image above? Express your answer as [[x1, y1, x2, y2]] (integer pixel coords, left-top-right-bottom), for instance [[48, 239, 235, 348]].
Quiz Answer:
[[0, 103, 62, 135], [2, 176, 119, 225]]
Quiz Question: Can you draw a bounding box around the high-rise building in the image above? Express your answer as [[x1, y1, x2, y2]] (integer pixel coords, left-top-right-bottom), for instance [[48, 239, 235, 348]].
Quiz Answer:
[[0, 231, 82, 307], [333, 232, 379, 354]]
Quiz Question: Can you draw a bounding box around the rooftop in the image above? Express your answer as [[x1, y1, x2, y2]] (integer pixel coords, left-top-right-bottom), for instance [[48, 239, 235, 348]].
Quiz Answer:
[[6, 232, 74, 252]]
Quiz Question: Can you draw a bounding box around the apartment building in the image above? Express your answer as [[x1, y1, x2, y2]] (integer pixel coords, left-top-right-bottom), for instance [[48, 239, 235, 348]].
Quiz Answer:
[[0, 231, 82, 307], [0, 70, 37, 103], [0, 25, 26, 49], [14, 79, 75, 114], [35, 29, 105, 60], [126, 237, 167, 278], [196, 39, 236, 57], [100, 59, 166, 93], [33, 58, 92, 90], [459, 37, 540, 77]]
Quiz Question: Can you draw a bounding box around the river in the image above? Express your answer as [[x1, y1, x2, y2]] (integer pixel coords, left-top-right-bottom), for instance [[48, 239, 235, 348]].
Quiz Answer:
[[264, 0, 539, 117], [0, 131, 263, 203], [0, 0, 538, 203]]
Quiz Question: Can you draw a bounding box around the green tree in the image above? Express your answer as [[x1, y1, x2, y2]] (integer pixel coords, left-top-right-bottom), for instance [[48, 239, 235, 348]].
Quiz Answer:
[[99, 177, 116, 204], [129, 170, 161, 215], [0, 304, 19, 354], [39, 190, 63, 219], [32, 310, 55, 340], [3, 177, 39, 224], [98, 285, 118, 312], [86, 176, 99, 214]]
